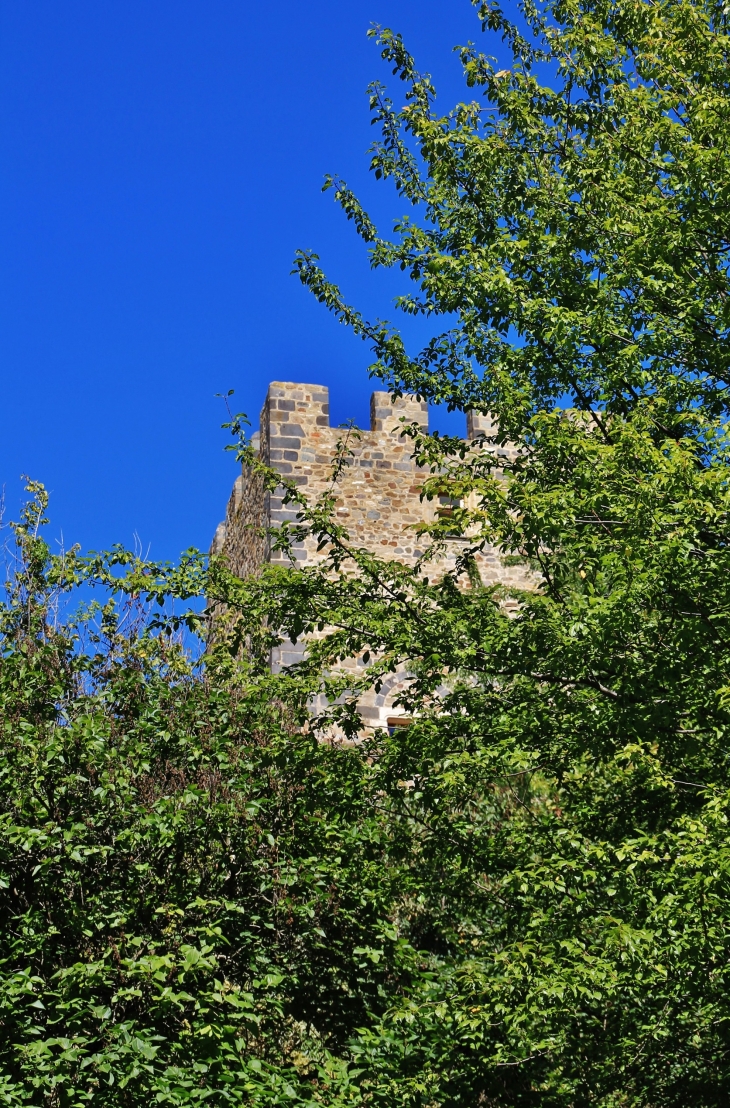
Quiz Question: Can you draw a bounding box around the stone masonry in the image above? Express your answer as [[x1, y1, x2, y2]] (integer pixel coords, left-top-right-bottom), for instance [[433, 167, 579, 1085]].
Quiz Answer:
[[211, 381, 530, 731]]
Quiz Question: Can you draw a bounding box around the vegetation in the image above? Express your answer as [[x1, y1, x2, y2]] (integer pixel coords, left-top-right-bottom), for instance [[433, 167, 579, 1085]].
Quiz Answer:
[[3, 0, 730, 1103]]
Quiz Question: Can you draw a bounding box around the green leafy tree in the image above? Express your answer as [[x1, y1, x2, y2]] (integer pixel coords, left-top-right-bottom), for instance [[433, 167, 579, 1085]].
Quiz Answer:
[[285, 0, 730, 1100], [0, 487, 387, 1105]]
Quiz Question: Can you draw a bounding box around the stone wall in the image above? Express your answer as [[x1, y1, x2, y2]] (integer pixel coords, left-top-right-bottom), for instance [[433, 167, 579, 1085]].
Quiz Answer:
[[211, 380, 530, 730]]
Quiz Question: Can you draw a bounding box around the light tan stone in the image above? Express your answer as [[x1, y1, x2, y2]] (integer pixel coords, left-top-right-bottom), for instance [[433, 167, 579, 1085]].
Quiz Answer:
[[211, 382, 531, 731]]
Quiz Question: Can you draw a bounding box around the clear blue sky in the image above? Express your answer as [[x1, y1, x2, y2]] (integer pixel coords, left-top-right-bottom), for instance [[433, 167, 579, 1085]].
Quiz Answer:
[[1, 1, 510, 560]]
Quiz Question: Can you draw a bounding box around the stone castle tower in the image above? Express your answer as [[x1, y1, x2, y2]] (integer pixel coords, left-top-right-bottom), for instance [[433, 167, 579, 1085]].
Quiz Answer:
[[211, 380, 529, 730]]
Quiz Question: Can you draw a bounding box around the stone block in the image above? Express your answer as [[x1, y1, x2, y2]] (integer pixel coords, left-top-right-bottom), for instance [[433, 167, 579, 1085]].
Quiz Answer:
[[466, 409, 497, 439], [269, 436, 302, 449], [370, 390, 428, 434]]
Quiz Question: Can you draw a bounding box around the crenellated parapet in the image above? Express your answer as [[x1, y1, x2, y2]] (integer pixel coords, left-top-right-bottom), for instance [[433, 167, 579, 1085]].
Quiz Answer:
[[211, 381, 531, 729]]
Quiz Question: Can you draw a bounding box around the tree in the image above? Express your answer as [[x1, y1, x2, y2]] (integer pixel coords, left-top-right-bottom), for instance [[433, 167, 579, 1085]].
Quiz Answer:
[[284, 0, 730, 1100]]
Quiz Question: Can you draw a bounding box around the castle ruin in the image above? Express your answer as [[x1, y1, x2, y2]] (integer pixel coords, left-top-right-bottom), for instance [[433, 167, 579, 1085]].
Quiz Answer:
[[211, 381, 529, 730]]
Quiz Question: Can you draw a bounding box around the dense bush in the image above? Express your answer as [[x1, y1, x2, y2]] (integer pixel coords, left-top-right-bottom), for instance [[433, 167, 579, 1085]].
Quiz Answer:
[[0, 489, 404, 1104]]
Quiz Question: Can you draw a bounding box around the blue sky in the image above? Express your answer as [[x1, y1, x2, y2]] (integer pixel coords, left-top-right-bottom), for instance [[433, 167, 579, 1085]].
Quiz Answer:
[[1, 1, 511, 561]]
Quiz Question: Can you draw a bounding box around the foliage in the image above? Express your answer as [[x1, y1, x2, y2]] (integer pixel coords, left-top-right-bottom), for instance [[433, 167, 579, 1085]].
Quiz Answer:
[[0, 485, 408, 1105], [287, 0, 730, 1100], [3, 0, 730, 1104]]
